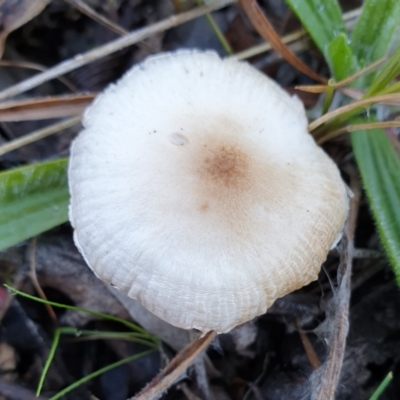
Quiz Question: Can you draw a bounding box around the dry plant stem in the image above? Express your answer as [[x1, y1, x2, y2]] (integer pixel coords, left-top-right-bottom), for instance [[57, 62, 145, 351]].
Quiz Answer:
[[0, 93, 95, 121], [247, 383, 264, 400], [295, 318, 321, 369], [64, 0, 127, 35], [243, 353, 270, 400], [178, 383, 203, 400], [335, 57, 387, 88], [296, 57, 387, 94], [131, 331, 217, 400], [308, 93, 400, 131], [233, 29, 306, 60], [29, 238, 57, 322], [339, 87, 400, 105], [318, 120, 400, 144], [0, 116, 81, 156], [239, 0, 326, 83], [0, 60, 76, 92], [234, 7, 361, 61], [0, 2, 234, 102], [64, 0, 155, 53], [312, 178, 359, 400]]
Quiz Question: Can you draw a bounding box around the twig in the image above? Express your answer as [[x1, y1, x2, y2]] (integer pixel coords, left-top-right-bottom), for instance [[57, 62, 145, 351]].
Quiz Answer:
[[131, 331, 217, 400], [0, 2, 235, 102], [311, 175, 359, 400], [0, 116, 81, 156], [29, 238, 57, 322]]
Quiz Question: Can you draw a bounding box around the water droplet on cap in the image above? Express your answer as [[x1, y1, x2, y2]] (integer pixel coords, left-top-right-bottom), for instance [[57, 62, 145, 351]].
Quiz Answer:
[[170, 133, 187, 146]]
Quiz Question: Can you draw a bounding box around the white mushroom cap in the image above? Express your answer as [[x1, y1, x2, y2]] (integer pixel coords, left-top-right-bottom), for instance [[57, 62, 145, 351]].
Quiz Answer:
[[69, 50, 348, 334]]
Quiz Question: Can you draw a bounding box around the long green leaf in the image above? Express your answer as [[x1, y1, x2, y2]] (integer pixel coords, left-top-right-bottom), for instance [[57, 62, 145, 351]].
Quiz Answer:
[[351, 123, 400, 284], [349, 1, 400, 281], [285, 0, 400, 281], [326, 33, 360, 81], [284, 0, 346, 56], [0, 159, 69, 251], [351, 0, 400, 66], [365, 47, 400, 96]]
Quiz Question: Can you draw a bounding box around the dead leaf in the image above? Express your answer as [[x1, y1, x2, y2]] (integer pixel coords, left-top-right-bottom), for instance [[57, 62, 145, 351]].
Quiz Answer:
[[0, 343, 16, 373], [0, 0, 51, 58]]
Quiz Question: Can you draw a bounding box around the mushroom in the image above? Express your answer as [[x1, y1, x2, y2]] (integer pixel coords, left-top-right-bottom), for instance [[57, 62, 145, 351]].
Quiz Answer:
[[68, 50, 348, 334]]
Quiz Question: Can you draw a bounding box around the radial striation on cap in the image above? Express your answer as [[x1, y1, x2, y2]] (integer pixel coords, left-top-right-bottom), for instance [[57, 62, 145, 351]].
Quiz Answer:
[[69, 50, 348, 334]]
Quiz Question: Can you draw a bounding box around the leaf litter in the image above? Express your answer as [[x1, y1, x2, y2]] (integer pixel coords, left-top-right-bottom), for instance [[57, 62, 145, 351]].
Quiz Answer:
[[0, 1, 399, 399]]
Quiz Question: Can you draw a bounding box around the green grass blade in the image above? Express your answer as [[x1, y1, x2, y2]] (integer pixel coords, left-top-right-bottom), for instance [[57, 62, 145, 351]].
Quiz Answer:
[[286, 0, 400, 286], [49, 349, 156, 400], [351, 122, 400, 284], [369, 372, 393, 400], [36, 327, 156, 397], [37, 327, 71, 396], [284, 0, 346, 55], [326, 33, 360, 81], [365, 47, 400, 96], [351, 0, 400, 67], [0, 159, 69, 251], [5, 285, 158, 341], [378, 80, 400, 96]]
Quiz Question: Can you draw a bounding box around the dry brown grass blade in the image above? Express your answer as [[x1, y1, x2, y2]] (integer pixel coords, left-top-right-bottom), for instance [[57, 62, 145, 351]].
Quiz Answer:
[[295, 318, 320, 370], [238, 0, 327, 83], [332, 87, 400, 105], [64, 0, 127, 36], [335, 57, 387, 88], [233, 29, 307, 60], [338, 86, 363, 100], [234, 7, 361, 62], [308, 93, 400, 131], [296, 57, 387, 94], [295, 85, 327, 94], [64, 0, 154, 53], [0, 93, 95, 121], [318, 120, 400, 144], [311, 175, 359, 400], [131, 331, 217, 400], [0, 116, 81, 156], [0, 2, 234, 102], [0, 0, 51, 58]]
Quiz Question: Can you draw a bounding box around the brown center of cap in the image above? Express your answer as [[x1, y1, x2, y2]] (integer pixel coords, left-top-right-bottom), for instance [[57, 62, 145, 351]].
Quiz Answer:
[[202, 143, 249, 189]]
